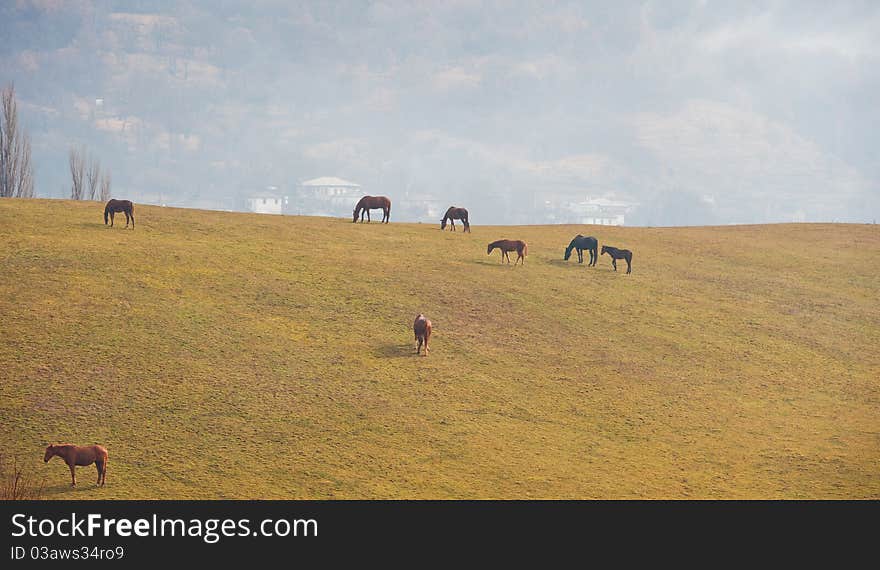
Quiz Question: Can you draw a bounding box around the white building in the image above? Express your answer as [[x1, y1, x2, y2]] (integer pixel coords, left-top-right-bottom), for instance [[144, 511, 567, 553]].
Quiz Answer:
[[292, 177, 363, 216], [568, 197, 632, 225], [247, 192, 283, 215]]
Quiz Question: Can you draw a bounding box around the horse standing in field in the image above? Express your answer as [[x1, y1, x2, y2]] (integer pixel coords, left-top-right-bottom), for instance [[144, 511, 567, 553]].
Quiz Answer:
[[353, 195, 391, 223], [413, 314, 432, 356], [441, 207, 470, 232], [487, 239, 528, 266], [601, 245, 633, 274], [104, 199, 135, 229], [44, 444, 108, 487], [564, 235, 598, 266]]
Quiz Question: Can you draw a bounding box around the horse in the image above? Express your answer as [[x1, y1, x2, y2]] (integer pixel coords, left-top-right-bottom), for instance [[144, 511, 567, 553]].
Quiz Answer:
[[104, 199, 135, 229], [441, 206, 470, 232], [564, 235, 598, 266], [487, 239, 528, 266], [601, 245, 633, 274], [44, 443, 108, 487], [413, 313, 432, 356], [353, 195, 391, 223]]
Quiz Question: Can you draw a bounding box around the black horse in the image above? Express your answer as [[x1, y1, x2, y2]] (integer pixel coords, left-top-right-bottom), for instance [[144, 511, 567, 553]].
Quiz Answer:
[[104, 199, 135, 229], [441, 206, 470, 232], [564, 235, 598, 266], [601, 245, 632, 274]]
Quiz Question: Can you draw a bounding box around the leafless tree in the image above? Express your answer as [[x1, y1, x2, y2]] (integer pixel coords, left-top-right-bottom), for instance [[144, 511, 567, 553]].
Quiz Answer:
[[69, 146, 85, 200], [100, 171, 111, 202], [0, 83, 35, 198], [86, 155, 100, 200]]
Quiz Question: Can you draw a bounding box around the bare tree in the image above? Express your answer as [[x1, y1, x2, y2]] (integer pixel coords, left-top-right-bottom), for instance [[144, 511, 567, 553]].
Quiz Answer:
[[0, 83, 35, 198], [69, 146, 85, 200], [99, 171, 111, 201], [86, 155, 100, 200]]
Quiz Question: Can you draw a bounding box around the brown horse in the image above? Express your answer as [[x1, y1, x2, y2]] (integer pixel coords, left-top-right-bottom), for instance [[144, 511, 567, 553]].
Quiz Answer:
[[353, 195, 391, 223], [44, 443, 108, 487], [487, 239, 528, 266], [441, 206, 470, 232], [104, 199, 135, 229], [413, 314, 432, 356]]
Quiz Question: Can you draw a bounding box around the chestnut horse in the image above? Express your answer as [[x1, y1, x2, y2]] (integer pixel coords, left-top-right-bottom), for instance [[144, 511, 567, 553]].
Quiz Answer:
[[413, 314, 432, 356], [353, 195, 391, 223], [487, 239, 528, 266], [441, 206, 470, 232], [44, 443, 108, 487], [104, 199, 135, 229]]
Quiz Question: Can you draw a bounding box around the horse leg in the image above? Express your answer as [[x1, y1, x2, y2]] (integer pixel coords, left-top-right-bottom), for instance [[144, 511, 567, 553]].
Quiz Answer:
[[69, 462, 76, 487], [612, 259, 617, 271], [124, 212, 130, 228], [95, 461, 103, 485], [626, 258, 632, 274], [417, 336, 423, 354], [110, 212, 115, 227], [578, 249, 583, 263]]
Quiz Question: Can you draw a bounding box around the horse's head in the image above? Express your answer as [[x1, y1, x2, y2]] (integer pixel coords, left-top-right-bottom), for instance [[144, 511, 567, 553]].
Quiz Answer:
[[487, 244, 494, 254], [564, 246, 573, 261], [44, 444, 57, 462], [441, 218, 447, 230], [352, 208, 359, 222], [601, 245, 608, 255]]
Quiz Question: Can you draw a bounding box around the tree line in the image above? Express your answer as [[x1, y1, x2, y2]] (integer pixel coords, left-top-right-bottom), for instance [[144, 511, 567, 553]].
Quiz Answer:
[[1, 81, 113, 202], [0, 83, 34, 198]]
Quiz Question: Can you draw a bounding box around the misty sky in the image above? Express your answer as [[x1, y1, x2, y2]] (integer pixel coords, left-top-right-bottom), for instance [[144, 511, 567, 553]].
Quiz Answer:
[[1, 0, 877, 225]]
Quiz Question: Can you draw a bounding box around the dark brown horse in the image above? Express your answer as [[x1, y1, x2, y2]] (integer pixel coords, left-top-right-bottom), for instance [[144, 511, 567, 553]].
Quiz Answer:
[[487, 239, 528, 266], [104, 199, 135, 229], [601, 245, 633, 274], [413, 313, 432, 356], [44, 443, 108, 487], [441, 206, 470, 232], [353, 195, 391, 223]]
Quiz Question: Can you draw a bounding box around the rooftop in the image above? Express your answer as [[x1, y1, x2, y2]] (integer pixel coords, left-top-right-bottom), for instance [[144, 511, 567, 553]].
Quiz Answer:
[[300, 177, 361, 188]]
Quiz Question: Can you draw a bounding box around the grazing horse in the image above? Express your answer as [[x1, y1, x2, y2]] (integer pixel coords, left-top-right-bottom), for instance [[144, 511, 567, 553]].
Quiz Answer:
[[353, 195, 391, 223], [487, 239, 528, 266], [44, 444, 108, 487], [104, 199, 135, 229], [564, 235, 598, 266], [413, 313, 432, 356], [441, 206, 470, 232], [601, 245, 633, 274]]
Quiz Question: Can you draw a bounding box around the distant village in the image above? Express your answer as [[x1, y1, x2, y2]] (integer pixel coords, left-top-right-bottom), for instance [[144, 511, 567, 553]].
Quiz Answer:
[[242, 176, 636, 226]]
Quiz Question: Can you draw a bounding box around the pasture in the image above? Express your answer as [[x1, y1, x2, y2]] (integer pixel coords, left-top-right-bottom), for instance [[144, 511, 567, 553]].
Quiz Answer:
[[0, 199, 877, 499]]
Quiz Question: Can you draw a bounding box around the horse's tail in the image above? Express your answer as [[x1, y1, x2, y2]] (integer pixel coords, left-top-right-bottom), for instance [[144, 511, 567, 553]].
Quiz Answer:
[[103, 205, 109, 224], [523, 242, 528, 257]]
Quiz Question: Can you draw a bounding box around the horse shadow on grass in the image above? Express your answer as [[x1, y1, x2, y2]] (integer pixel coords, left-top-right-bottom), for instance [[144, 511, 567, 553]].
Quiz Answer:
[[42, 482, 103, 497], [373, 343, 417, 359]]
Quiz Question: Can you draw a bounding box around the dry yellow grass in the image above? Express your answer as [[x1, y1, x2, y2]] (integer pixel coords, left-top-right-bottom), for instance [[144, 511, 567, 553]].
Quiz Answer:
[[0, 198, 877, 498]]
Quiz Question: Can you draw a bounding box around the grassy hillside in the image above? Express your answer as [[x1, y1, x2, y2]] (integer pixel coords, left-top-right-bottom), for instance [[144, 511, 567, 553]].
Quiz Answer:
[[1, 198, 877, 499]]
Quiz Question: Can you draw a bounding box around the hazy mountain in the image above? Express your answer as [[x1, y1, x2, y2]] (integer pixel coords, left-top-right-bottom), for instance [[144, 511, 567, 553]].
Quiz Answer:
[[1, 1, 877, 224]]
